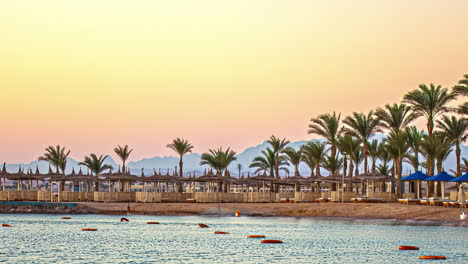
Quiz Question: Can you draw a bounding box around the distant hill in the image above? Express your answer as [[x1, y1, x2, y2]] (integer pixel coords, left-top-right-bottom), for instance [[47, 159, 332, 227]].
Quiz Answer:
[[2, 135, 467, 177]]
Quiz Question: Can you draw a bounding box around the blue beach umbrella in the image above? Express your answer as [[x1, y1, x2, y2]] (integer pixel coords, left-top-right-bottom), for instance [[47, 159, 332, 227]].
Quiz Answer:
[[450, 172, 468, 182], [426, 172, 455, 199], [426, 171, 455, 182], [401, 171, 429, 198]]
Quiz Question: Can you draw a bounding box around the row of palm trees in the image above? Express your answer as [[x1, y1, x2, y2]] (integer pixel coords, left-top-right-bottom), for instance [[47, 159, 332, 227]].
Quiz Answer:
[[256, 75, 468, 198]]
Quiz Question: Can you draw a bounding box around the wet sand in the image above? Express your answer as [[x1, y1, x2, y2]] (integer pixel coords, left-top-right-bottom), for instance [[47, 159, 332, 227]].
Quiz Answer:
[[1, 202, 467, 226], [80, 202, 468, 225]]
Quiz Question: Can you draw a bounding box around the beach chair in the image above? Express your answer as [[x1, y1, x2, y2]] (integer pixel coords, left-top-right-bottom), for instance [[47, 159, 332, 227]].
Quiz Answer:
[[420, 199, 429, 205]]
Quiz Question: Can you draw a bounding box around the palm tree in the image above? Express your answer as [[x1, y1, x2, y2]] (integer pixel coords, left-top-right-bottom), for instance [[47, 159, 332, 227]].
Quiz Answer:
[[436, 115, 468, 176], [301, 150, 315, 177], [343, 111, 382, 174], [79, 154, 113, 191], [337, 135, 360, 177], [405, 126, 423, 172], [320, 154, 343, 175], [114, 145, 133, 173], [376, 103, 419, 134], [377, 144, 391, 175], [403, 83, 457, 138], [250, 148, 289, 176], [267, 135, 289, 178], [308, 112, 343, 157], [38, 145, 70, 191], [200, 147, 237, 176], [167, 138, 194, 178], [302, 141, 328, 176], [282, 146, 303, 176], [433, 133, 453, 174], [386, 131, 409, 197]]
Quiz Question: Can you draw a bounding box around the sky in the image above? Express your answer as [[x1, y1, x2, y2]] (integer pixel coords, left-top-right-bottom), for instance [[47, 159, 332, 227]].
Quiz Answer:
[[1, 0, 467, 163]]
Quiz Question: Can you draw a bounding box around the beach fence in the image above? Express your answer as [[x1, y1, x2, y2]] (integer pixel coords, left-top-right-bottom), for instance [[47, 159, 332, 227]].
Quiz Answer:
[[331, 191, 356, 202], [367, 191, 397, 202], [295, 192, 321, 202], [0, 191, 38, 201], [94, 192, 136, 202], [276, 192, 295, 202], [195, 193, 244, 203], [245, 192, 276, 203], [135, 192, 194, 203]]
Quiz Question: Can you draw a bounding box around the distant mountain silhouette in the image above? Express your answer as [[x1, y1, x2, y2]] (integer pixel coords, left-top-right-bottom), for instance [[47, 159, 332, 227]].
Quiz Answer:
[[2, 135, 467, 177]]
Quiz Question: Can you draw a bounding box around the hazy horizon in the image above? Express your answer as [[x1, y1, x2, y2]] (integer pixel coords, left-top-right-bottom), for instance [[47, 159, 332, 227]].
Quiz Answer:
[[1, 0, 467, 163]]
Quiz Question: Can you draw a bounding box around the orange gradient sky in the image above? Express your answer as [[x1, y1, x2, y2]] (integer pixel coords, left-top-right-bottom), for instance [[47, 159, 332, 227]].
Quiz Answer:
[[1, 0, 467, 163]]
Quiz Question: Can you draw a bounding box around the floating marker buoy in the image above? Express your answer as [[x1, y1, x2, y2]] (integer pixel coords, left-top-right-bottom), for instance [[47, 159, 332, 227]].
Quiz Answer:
[[146, 222, 160, 224], [214, 231, 229, 234], [82, 228, 97, 231], [261, 240, 283, 244], [120, 217, 129, 222], [398, 246, 419, 250], [2, 224, 12, 227], [198, 223, 209, 228], [61, 217, 71, 220], [419, 256, 446, 260], [235, 209, 241, 217], [247, 235, 265, 238]]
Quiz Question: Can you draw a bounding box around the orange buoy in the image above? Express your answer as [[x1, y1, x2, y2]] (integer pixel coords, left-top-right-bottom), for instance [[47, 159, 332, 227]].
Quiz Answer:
[[82, 228, 97, 231], [120, 217, 129, 222], [198, 223, 209, 228], [61, 217, 71, 220], [235, 209, 241, 217], [247, 235, 265, 238], [261, 239, 283, 244], [2, 224, 12, 227], [419, 256, 446, 260], [214, 231, 229, 234], [146, 222, 160, 224], [398, 246, 419, 250]]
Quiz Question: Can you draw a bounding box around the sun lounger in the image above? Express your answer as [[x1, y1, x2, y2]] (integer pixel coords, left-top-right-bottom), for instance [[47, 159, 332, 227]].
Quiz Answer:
[[460, 202, 468, 208], [449, 201, 459, 207], [420, 199, 430, 205], [279, 198, 289, 203], [429, 198, 444, 206], [398, 198, 422, 205]]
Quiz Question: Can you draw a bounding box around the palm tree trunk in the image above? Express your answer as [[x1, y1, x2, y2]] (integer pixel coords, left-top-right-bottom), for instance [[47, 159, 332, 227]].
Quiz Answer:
[[177, 156, 183, 193], [363, 142, 368, 174], [315, 164, 321, 177], [294, 165, 299, 176], [274, 156, 279, 179], [427, 119, 433, 138], [396, 157, 402, 198], [348, 161, 354, 177]]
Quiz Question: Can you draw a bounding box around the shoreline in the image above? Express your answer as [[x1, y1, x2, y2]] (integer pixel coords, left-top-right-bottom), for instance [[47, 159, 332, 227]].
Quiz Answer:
[[1, 202, 467, 227]]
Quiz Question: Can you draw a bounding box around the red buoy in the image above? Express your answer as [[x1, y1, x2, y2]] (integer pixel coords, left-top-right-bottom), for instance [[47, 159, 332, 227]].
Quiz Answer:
[[398, 246, 419, 250], [419, 255, 446, 260], [120, 217, 129, 222], [146, 222, 160, 224], [2, 224, 12, 227], [214, 231, 229, 234], [61, 217, 71, 220], [247, 235, 266, 238], [198, 223, 209, 228], [261, 240, 283, 244]]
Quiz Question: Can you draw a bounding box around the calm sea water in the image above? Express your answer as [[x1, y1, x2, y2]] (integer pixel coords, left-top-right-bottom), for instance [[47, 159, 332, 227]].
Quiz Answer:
[[0, 214, 466, 263]]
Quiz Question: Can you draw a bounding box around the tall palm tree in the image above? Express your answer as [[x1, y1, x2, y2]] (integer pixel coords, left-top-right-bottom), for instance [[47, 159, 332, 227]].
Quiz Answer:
[[308, 112, 343, 157], [436, 115, 468, 176], [250, 148, 289, 176], [386, 131, 409, 197], [38, 145, 70, 191], [405, 126, 423, 172], [302, 141, 328, 176], [403, 83, 457, 138], [320, 154, 343, 175], [267, 135, 289, 178], [282, 146, 303, 176], [79, 154, 113, 191], [114, 145, 133, 173], [343, 111, 382, 174], [167, 137, 194, 190]]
